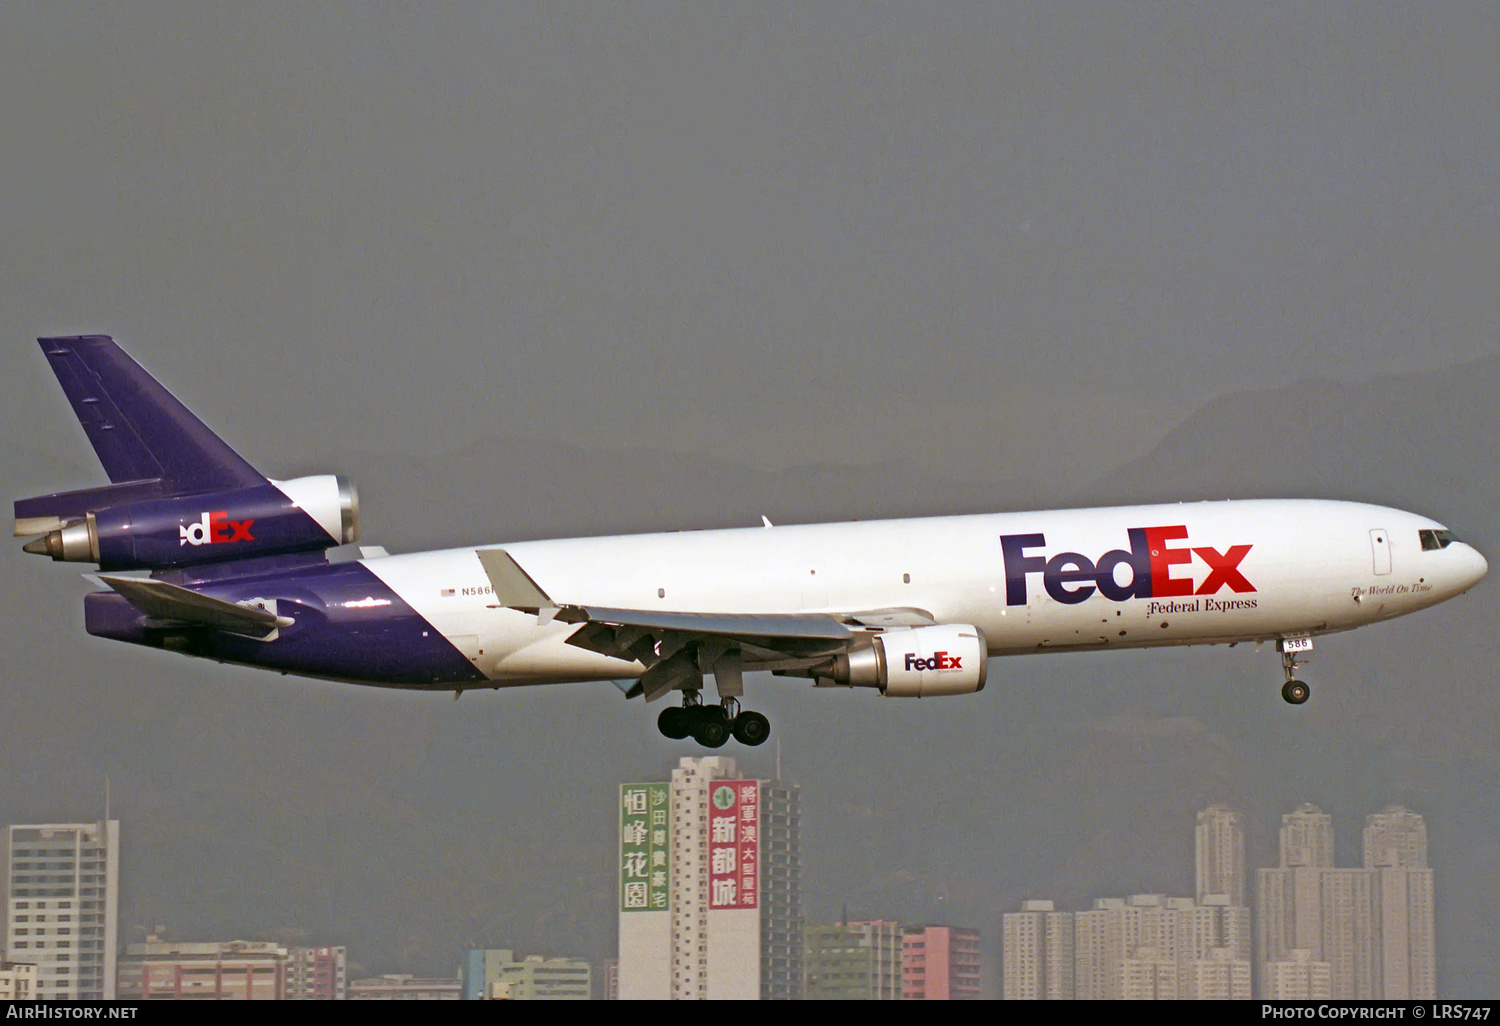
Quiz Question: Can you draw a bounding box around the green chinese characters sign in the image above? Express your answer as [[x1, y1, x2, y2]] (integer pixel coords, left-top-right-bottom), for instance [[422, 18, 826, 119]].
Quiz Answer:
[[619, 783, 670, 912]]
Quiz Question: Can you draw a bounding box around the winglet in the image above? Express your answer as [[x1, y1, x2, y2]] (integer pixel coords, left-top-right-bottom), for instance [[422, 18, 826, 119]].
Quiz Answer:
[[477, 549, 558, 622]]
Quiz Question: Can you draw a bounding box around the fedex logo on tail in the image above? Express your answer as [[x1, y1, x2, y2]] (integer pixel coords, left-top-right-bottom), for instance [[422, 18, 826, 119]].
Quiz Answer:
[[1001, 526, 1253, 606], [180, 511, 255, 547]]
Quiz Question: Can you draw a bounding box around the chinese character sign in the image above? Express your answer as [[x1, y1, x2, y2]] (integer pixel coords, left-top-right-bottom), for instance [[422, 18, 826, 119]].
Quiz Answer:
[[708, 780, 759, 910], [620, 783, 671, 913]]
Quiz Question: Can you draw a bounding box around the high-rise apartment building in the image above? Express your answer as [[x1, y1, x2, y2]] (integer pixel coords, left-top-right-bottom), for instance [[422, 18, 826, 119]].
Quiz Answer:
[[1006, 807, 1252, 1000], [1264, 949, 1333, 999], [904, 924, 984, 1000], [1196, 804, 1246, 906], [1279, 803, 1335, 869], [286, 946, 347, 1000], [804, 920, 902, 999], [1002, 902, 1071, 999], [1258, 804, 1377, 999], [1364, 806, 1435, 999], [4, 821, 119, 1000], [1061, 892, 1250, 1000], [1258, 802, 1435, 999], [1121, 945, 1178, 999], [1364, 806, 1429, 869], [1187, 946, 1253, 1000], [617, 756, 801, 1000]]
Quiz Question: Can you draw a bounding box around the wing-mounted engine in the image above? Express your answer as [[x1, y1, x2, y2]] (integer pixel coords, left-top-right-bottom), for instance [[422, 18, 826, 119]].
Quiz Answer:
[[813, 623, 989, 697], [19, 475, 359, 571]]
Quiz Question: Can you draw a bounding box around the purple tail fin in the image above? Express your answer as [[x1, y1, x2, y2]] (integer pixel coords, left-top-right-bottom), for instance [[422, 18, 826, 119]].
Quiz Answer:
[[19, 336, 356, 568], [37, 335, 265, 490]]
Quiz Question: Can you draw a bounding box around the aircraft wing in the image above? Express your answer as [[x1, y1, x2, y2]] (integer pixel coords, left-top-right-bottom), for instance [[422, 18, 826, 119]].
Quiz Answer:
[[478, 549, 872, 700], [558, 604, 852, 679], [94, 574, 292, 640]]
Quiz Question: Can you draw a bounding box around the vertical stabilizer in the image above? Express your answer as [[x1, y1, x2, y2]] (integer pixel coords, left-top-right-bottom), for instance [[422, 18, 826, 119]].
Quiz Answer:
[[18, 336, 358, 568], [37, 335, 264, 490]]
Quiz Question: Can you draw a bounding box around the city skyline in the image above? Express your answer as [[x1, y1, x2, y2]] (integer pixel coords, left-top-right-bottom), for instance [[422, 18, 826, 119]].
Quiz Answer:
[[1004, 800, 1438, 1000], [2, 796, 1448, 999]]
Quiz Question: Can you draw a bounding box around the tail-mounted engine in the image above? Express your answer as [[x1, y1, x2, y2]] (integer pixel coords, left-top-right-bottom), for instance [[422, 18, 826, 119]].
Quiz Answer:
[[816, 623, 989, 697], [19, 475, 359, 571]]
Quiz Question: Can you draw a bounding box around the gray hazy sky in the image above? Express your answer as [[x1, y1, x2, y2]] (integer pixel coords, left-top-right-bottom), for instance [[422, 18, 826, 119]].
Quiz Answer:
[[2, 2, 1499, 991], [3, 3, 1496, 486]]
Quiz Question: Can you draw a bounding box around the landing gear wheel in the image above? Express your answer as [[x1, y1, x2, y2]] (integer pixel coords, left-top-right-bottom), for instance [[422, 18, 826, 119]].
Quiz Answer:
[[693, 708, 731, 748], [732, 711, 771, 747], [1281, 679, 1310, 705], [658, 706, 691, 740]]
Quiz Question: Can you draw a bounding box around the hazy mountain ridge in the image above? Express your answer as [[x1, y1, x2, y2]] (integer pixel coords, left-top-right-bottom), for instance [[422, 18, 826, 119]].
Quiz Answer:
[[1085, 353, 1500, 527], [332, 436, 1048, 553]]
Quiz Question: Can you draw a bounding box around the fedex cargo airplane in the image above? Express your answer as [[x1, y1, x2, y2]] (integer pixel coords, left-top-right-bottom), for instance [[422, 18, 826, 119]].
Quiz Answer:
[[17, 337, 1488, 748]]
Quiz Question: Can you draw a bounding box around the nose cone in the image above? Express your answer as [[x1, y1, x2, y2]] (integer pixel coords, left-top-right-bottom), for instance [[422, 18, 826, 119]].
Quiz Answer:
[[1458, 543, 1489, 591]]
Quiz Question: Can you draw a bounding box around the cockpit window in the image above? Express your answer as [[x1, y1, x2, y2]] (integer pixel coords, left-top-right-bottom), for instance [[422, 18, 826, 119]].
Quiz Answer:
[[1419, 529, 1460, 551]]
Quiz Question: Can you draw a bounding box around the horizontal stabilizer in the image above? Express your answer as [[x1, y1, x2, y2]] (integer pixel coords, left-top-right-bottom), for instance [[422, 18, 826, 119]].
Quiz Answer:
[[95, 574, 292, 638]]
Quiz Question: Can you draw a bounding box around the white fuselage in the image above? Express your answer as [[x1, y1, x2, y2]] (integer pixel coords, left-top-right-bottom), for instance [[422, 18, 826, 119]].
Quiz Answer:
[[358, 499, 1487, 686]]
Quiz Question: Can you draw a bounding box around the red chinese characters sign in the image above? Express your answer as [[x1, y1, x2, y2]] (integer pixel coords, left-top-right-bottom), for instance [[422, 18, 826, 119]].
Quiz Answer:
[[708, 780, 759, 910]]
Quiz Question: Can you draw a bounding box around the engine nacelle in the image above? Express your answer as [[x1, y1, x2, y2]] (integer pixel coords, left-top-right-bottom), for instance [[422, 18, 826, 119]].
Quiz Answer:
[[22, 475, 359, 571], [824, 623, 988, 697]]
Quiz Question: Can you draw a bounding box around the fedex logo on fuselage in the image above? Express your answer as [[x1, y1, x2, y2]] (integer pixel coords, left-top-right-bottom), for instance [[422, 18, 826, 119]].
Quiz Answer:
[[905, 651, 963, 672], [179, 511, 255, 547], [1001, 526, 1253, 606]]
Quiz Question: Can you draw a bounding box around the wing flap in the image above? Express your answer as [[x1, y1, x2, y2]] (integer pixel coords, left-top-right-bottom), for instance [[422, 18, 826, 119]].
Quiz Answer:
[[554, 605, 852, 640]]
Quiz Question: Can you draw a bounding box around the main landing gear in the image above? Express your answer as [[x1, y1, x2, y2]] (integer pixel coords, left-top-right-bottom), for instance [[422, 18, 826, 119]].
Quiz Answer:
[[657, 694, 771, 748], [1279, 637, 1313, 705]]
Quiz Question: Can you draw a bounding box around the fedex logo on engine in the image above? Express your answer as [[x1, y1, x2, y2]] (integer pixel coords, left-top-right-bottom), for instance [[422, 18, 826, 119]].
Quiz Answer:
[[905, 651, 963, 672], [1001, 526, 1253, 606], [179, 511, 255, 547]]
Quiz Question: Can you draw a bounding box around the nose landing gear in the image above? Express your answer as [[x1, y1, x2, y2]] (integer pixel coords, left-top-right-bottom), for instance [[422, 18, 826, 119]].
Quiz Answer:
[[1279, 637, 1313, 705]]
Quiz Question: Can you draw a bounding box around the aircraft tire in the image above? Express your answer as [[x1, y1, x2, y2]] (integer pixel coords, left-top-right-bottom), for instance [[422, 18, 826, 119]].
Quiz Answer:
[[658, 706, 692, 740], [732, 711, 771, 747], [693, 709, 731, 748], [1281, 679, 1310, 705]]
